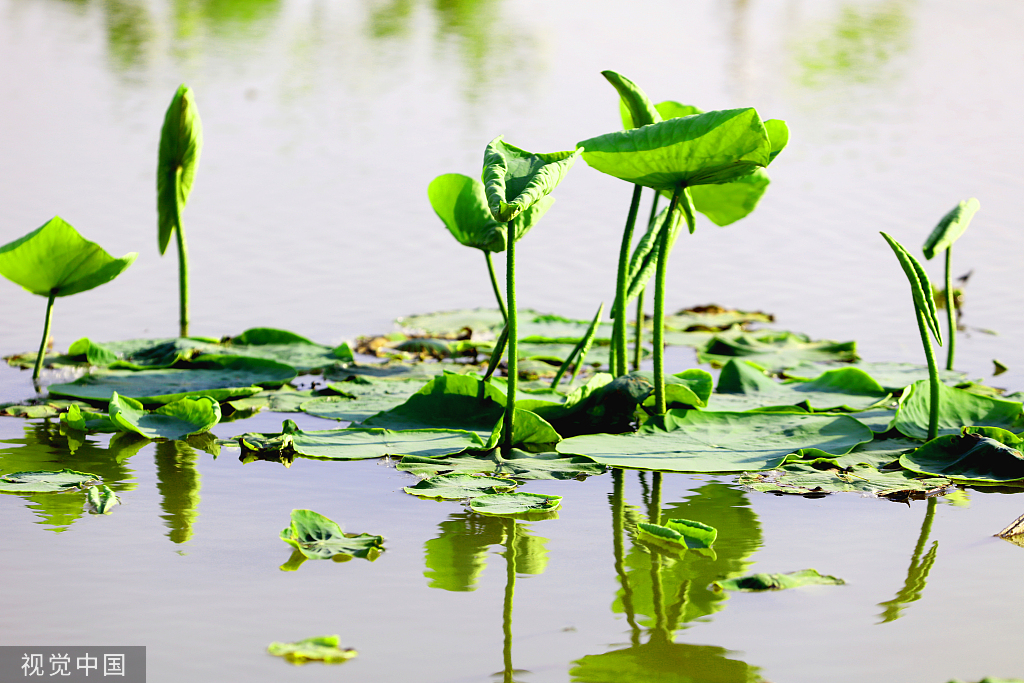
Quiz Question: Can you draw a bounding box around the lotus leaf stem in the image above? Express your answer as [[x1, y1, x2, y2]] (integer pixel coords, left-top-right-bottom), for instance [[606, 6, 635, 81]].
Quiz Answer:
[[944, 248, 955, 370], [613, 185, 644, 377], [175, 166, 190, 338], [502, 234, 518, 454], [915, 305, 941, 441], [32, 290, 56, 381], [652, 186, 685, 414], [485, 251, 508, 322], [633, 289, 644, 371]]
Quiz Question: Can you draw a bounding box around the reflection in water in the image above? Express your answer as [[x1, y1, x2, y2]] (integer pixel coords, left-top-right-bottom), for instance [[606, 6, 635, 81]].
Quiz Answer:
[[574, 471, 765, 682], [102, 0, 153, 72], [154, 439, 202, 544], [878, 497, 938, 623], [423, 511, 547, 591], [796, 1, 913, 88], [0, 421, 137, 532]]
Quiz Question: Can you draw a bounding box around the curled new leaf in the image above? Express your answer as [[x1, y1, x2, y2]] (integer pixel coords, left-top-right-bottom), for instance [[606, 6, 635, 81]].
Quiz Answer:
[[157, 84, 203, 255], [880, 232, 942, 345], [603, 70, 662, 129], [482, 137, 580, 222]]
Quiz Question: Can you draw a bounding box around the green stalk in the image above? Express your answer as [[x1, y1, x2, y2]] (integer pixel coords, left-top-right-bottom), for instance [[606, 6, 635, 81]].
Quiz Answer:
[[502, 518, 517, 683], [914, 305, 941, 441], [175, 166, 190, 338], [652, 186, 684, 414], [502, 234, 518, 455], [632, 288, 644, 371], [485, 251, 508, 322], [32, 291, 57, 381], [613, 185, 644, 377], [944, 248, 955, 370]]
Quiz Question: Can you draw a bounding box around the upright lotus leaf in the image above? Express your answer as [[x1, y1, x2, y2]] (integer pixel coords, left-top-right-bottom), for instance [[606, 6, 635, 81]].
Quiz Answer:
[[711, 360, 891, 412], [280, 509, 384, 561], [688, 168, 770, 227], [267, 636, 357, 665], [482, 137, 580, 222], [923, 198, 980, 260], [604, 70, 662, 130], [900, 427, 1024, 483], [577, 108, 772, 191], [892, 379, 1023, 440], [108, 392, 221, 440], [428, 173, 508, 252], [712, 568, 844, 592], [0, 217, 137, 379], [157, 84, 203, 336]]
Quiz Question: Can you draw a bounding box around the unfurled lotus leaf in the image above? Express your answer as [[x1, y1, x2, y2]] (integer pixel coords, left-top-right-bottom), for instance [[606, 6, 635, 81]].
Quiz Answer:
[[267, 635, 357, 665], [923, 198, 980, 260], [712, 568, 844, 592], [900, 427, 1024, 484], [468, 491, 562, 518], [280, 509, 384, 561], [403, 473, 517, 500], [482, 136, 580, 222], [108, 392, 221, 440], [578, 108, 772, 191], [397, 449, 605, 481], [0, 217, 137, 298], [0, 469, 100, 493], [892, 381, 1023, 440], [157, 84, 203, 255]]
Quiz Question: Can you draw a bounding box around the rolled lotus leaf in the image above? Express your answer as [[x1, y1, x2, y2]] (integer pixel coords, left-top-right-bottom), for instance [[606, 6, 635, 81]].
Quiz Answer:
[[157, 84, 203, 255], [482, 136, 580, 222], [881, 232, 942, 345], [922, 198, 980, 260], [0, 217, 137, 297], [604, 70, 662, 130]]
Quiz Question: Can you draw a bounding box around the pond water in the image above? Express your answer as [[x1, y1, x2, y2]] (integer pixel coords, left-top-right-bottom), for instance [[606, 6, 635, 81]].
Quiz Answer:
[[2, 0, 1024, 681]]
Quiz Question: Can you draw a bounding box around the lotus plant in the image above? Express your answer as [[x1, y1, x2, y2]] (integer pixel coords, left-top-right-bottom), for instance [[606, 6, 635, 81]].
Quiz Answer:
[[0, 217, 137, 380], [157, 84, 203, 337], [482, 137, 581, 453], [922, 198, 979, 370], [882, 232, 943, 440], [579, 84, 787, 413]]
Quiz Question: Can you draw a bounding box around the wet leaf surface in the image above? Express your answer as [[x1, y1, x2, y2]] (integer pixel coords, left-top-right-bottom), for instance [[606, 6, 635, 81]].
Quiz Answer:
[[403, 473, 518, 499]]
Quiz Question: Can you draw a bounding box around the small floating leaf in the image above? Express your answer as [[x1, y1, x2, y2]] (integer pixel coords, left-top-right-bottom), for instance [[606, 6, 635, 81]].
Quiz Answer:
[[267, 635, 357, 665], [698, 331, 858, 371], [469, 491, 562, 518], [397, 449, 605, 481], [0, 469, 100, 493], [900, 427, 1024, 484], [403, 474, 517, 500], [712, 569, 844, 592], [86, 485, 120, 514], [280, 509, 384, 562]]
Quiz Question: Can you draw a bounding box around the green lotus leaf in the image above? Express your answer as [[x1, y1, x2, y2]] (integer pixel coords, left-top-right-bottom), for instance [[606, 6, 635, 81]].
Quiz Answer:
[[0, 469, 100, 493], [67, 338, 119, 365], [698, 331, 858, 371], [157, 84, 203, 255], [362, 373, 505, 440], [0, 216, 137, 297], [892, 380, 1023, 440], [267, 635, 357, 665], [688, 167, 770, 226], [764, 119, 790, 161], [533, 373, 650, 437], [280, 509, 384, 561], [577, 108, 771, 191], [48, 355, 295, 405], [87, 485, 120, 514], [468, 491, 562, 517], [326, 361, 449, 382], [923, 198, 980, 260], [881, 232, 942, 345], [485, 408, 561, 450], [216, 330, 353, 371], [65, 337, 220, 369], [739, 463, 952, 499], [108, 391, 220, 440], [709, 360, 891, 412], [790, 436, 921, 470], [786, 361, 967, 391], [397, 449, 605, 481], [300, 379, 424, 423], [403, 473, 517, 499], [231, 327, 315, 345], [712, 568, 844, 592], [653, 100, 703, 121], [556, 410, 873, 473], [637, 518, 717, 550], [899, 427, 1024, 483], [605, 70, 662, 130], [482, 136, 580, 222]]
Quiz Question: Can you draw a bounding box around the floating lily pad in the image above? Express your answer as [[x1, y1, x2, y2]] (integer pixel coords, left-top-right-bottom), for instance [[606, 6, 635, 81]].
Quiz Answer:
[[220, 329, 352, 371], [664, 305, 774, 332], [785, 361, 968, 391], [0, 469, 100, 493], [892, 380, 1023, 440], [300, 379, 424, 423], [47, 355, 296, 404], [87, 485, 119, 514], [739, 463, 951, 499], [267, 635, 357, 665], [109, 392, 220, 440], [468, 491, 562, 518], [900, 427, 1024, 484], [637, 518, 717, 551], [66, 337, 219, 369], [403, 474, 517, 499], [556, 410, 873, 473], [698, 332, 857, 371], [711, 568, 844, 592], [280, 509, 384, 561], [362, 373, 504, 439], [397, 449, 604, 481], [708, 360, 891, 412], [790, 436, 921, 470], [326, 361, 449, 382]]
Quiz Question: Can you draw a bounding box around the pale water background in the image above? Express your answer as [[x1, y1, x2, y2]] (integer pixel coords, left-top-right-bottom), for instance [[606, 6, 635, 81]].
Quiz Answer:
[[1, 1, 1024, 681]]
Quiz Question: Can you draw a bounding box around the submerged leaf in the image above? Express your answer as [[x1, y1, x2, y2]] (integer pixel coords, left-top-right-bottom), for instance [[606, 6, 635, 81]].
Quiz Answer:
[[0, 217, 137, 297], [397, 449, 605, 481], [698, 331, 857, 371], [712, 569, 844, 592], [267, 636, 357, 665], [740, 463, 951, 499]]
